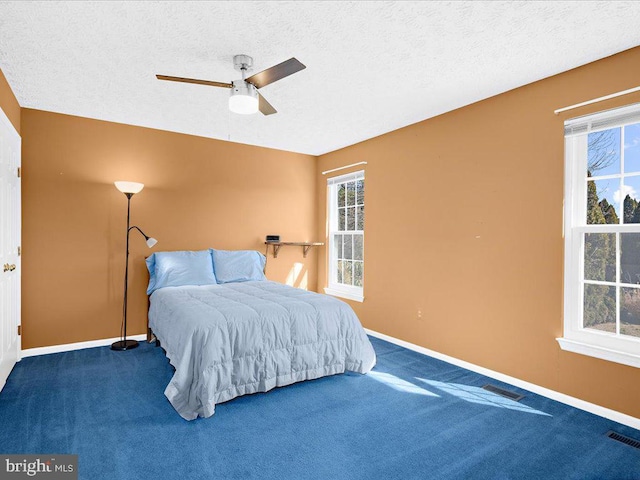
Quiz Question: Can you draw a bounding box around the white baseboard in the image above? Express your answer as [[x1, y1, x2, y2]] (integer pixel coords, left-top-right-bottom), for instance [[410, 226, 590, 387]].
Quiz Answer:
[[365, 328, 640, 431], [21, 334, 148, 358]]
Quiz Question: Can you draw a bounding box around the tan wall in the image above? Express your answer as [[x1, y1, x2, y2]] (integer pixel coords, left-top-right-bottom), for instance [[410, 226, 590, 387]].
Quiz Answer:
[[21, 109, 317, 349], [317, 47, 640, 419], [0, 67, 20, 134]]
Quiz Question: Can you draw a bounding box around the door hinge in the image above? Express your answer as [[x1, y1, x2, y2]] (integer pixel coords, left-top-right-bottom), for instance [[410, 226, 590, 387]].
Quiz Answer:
[[17, 246, 21, 256], [17, 167, 21, 178], [17, 325, 21, 336]]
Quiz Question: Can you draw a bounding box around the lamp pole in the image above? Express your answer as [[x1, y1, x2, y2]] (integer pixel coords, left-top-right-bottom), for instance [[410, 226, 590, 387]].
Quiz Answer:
[[112, 192, 138, 351]]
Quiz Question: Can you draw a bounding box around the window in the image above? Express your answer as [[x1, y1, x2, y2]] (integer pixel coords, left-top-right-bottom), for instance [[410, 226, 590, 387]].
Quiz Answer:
[[561, 103, 640, 367], [325, 170, 365, 302]]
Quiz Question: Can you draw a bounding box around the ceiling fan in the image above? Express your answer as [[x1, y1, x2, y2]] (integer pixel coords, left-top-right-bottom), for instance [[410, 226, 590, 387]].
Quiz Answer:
[[156, 55, 306, 116]]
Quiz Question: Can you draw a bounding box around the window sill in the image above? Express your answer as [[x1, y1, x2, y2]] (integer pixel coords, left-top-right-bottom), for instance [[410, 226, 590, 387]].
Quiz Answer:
[[556, 337, 640, 368], [324, 287, 364, 303]]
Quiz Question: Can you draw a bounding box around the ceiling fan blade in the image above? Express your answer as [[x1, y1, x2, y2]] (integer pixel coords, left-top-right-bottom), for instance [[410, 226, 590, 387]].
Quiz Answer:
[[259, 93, 277, 116], [156, 74, 232, 89], [245, 58, 306, 89]]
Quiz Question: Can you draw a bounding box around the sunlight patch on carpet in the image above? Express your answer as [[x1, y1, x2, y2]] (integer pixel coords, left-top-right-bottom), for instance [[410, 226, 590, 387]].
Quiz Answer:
[[368, 371, 440, 397], [417, 379, 551, 416]]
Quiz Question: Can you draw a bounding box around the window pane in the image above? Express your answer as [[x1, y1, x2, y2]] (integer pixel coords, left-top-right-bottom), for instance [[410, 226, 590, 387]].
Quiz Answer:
[[356, 179, 364, 206], [622, 176, 640, 223], [346, 182, 356, 206], [584, 233, 616, 282], [338, 184, 345, 207], [621, 287, 640, 338], [624, 123, 640, 173], [587, 178, 619, 224], [356, 205, 364, 231], [334, 234, 343, 260], [583, 284, 616, 332], [354, 234, 363, 261], [621, 232, 640, 284], [588, 128, 620, 177], [347, 206, 356, 230], [354, 261, 363, 287], [338, 207, 345, 230], [343, 234, 353, 260], [337, 260, 343, 283], [344, 261, 353, 285]]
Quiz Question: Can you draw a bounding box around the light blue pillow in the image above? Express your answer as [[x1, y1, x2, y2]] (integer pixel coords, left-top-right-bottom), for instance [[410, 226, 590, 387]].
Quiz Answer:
[[146, 250, 217, 294], [145, 254, 158, 294], [210, 249, 266, 283]]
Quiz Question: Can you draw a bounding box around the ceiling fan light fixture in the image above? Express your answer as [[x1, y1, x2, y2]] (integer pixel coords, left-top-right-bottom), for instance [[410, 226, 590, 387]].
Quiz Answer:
[[229, 81, 259, 115]]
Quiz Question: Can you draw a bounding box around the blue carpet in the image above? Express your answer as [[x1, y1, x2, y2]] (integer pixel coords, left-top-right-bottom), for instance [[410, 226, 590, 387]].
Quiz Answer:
[[0, 336, 639, 479]]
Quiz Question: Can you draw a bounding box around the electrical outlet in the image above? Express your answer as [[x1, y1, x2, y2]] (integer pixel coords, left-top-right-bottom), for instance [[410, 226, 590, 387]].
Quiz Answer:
[[417, 309, 422, 320]]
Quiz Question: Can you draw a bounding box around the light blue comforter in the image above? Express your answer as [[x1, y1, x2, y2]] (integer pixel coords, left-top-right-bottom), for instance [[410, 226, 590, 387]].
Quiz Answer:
[[149, 281, 376, 420]]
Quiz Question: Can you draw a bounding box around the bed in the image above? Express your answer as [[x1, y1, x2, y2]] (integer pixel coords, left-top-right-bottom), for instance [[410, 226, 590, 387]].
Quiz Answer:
[[146, 249, 376, 420]]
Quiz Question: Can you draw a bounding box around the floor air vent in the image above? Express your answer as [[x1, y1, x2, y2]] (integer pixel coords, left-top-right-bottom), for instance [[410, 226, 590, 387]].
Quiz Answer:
[[482, 384, 524, 402], [607, 431, 640, 450]]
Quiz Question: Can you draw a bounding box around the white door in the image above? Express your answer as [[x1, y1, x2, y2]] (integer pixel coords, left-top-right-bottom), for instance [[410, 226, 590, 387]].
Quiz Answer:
[[0, 107, 21, 392]]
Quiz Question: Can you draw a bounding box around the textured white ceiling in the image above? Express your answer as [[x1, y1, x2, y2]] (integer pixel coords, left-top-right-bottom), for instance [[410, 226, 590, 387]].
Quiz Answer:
[[0, 1, 639, 155]]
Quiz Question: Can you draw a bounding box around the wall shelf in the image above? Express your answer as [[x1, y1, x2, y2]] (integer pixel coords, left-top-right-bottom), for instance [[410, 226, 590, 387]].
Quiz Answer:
[[265, 241, 324, 258]]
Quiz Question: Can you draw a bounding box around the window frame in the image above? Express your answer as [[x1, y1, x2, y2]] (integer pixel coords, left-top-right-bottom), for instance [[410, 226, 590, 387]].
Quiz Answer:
[[324, 170, 365, 303], [561, 104, 640, 368]]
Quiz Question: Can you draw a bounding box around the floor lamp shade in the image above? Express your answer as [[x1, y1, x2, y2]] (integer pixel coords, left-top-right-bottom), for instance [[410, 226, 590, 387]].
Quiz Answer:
[[114, 181, 144, 194], [112, 181, 157, 351]]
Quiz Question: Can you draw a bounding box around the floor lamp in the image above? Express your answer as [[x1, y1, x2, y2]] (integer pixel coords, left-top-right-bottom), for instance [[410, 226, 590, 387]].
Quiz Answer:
[[112, 181, 158, 351]]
